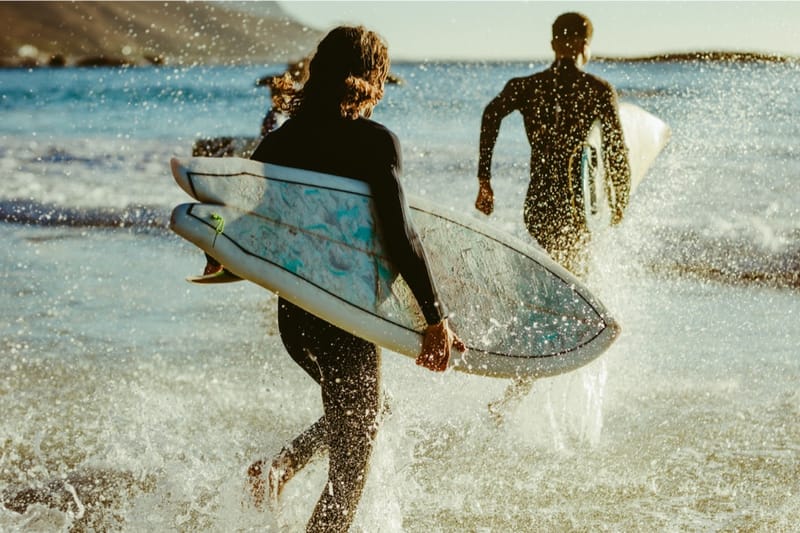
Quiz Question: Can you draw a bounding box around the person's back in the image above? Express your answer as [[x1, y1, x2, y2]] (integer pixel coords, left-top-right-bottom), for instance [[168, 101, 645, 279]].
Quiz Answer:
[[476, 12, 630, 275], [253, 112, 447, 327], [254, 113, 396, 188]]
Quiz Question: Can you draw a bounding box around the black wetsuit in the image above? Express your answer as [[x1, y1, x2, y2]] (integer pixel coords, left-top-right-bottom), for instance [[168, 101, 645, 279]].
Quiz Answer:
[[250, 113, 445, 530], [479, 58, 631, 272]]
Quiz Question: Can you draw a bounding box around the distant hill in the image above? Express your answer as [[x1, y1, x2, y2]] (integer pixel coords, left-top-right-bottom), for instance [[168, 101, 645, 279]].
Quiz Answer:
[[596, 51, 798, 64], [0, 1, 324, 67]]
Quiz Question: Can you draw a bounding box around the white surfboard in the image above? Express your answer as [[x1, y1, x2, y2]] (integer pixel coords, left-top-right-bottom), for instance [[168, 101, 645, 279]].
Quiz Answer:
[[581, 102, 671, 233], [169, 157, 620, 379]]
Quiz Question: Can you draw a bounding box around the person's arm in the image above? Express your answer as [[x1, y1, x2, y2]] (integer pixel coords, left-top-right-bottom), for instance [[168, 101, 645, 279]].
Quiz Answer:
[[475, 80, 519, 215], [372, 132, 465, 371], [600, 86, 631, 225], [376, 169, 445, 325]]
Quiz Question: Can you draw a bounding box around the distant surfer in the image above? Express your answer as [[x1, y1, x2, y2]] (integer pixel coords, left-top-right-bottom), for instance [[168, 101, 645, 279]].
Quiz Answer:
[[257, 56, 309, 137], [474, 12, 631, 421], [245, 26, 465, 532], [197, 60, 311, 277], [475, 11, 631, 276]]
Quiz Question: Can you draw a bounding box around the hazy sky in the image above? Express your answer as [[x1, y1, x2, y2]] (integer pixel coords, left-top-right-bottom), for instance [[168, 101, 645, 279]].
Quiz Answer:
[[278, 1, 800, 61]]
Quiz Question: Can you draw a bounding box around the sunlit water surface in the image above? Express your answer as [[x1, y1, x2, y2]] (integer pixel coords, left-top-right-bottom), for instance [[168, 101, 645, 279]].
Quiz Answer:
[[1, 60, 799, 531]]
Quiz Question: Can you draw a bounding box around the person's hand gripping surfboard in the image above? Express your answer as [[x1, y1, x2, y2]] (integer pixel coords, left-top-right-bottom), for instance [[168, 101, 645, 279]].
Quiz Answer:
[[416, 318, 466, 372]]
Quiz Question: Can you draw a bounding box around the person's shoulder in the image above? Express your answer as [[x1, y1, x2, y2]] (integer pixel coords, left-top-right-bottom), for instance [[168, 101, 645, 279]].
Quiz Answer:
[[504, 73, 539, 89], [250, 117, 297, 162], [495, 74, 541, 101], [583, 70, 617, 94], [261, 116, 296, 139], [354, 117, 401, 150], [350, 118, 402, 174], [354, 116, 395, 135]]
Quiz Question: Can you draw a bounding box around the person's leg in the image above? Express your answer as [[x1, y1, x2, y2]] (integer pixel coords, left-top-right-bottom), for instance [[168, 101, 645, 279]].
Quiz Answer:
[[248, 298, 382, 529], [556, 229, 590, 280], [248, 417, 327, 508], [248, 299, 328, 508], [485, 206, 551, 424], [306, 334, 381, 533], [488, 376, 537, 425]]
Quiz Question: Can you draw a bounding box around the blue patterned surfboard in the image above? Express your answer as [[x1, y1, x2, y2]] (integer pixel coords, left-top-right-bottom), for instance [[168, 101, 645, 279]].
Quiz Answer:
[[169, 157, 619, 378]]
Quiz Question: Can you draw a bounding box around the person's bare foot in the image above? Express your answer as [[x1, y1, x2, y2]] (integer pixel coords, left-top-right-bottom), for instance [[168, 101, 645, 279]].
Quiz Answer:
[[247, 456, 294, 511], [247, 460, 267, 510], [267, 456, 293, 506]]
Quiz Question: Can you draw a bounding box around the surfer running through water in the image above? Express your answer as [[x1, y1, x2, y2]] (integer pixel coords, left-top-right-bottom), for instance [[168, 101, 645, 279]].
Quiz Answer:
[[245, 26, 465, 532], [475, 11, 631, 276], [474, 12, 631, 421]]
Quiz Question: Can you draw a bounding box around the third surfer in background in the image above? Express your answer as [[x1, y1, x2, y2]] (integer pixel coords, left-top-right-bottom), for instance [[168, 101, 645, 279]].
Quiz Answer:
[[474, 12, 631, 420], [475, 11, 631, 276], [257, 56, 309, 137]]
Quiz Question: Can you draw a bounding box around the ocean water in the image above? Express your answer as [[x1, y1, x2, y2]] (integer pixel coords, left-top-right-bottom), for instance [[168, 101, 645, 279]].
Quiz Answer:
[[1, 59, 799, 532]]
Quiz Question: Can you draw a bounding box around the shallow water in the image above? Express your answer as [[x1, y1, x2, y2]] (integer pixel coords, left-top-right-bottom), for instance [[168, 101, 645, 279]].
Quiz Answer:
[[2, 60, 799, 531]]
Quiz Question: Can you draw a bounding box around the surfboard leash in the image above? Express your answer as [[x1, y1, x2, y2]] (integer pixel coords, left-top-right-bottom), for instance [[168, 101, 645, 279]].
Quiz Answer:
[[210, 212, 225, 247]]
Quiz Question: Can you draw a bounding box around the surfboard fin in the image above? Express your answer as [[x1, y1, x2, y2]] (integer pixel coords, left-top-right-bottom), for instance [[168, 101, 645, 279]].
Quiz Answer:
[[187, 254, 243, 284], [186, 268, 243, 284]]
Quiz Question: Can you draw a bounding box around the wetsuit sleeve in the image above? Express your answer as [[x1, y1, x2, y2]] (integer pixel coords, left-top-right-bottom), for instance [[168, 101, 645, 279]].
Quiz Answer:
[[372, 134, 447, 325], [478, 79, 523, 180], [599, 85, 631, 224]]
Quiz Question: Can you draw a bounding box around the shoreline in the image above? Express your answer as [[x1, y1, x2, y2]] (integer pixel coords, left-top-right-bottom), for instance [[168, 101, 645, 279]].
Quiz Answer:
[[3, 50, 796, 70]]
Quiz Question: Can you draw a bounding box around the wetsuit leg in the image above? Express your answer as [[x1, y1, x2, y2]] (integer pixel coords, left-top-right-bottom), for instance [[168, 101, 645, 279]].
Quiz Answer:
[[278, 298, 324, 384], [523, 194, 590, 280], [276, 298, 382, 532], [247, 417, 326, 506], [307, 327, 381, 532], [249, 299, 330, 507], [556, 229, 590, 280], [488, 193, 589, 424], [488, 376, 537, 425]]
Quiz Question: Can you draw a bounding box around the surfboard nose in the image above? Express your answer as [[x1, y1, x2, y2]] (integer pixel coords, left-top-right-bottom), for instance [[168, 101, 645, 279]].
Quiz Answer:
[[605, 315, 622, 342]]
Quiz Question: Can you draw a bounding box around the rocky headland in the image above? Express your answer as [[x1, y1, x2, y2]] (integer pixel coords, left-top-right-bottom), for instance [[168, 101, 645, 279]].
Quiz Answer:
[[0, 1, 323, 68]]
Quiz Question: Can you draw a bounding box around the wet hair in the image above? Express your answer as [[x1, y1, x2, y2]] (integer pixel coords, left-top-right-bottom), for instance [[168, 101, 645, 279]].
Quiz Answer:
[[284, 26, 390, 119], [552, 12, 593, 54]]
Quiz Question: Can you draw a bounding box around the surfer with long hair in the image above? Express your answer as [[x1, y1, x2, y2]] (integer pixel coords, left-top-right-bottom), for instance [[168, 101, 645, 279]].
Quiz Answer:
[[246, 26, 465, 532]]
